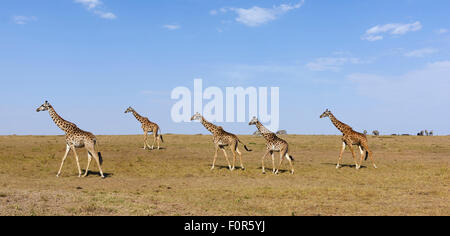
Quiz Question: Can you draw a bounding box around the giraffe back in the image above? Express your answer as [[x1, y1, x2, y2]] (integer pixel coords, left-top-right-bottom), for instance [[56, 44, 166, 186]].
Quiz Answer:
[[65, 127, 97, 148]]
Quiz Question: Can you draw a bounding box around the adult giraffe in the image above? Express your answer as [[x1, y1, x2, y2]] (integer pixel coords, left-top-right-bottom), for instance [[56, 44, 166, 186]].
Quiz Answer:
[[191, 112, 251, 171], [36, 101, 105, 178], [125, 107, 163, 150], [249, 117, 295, 175], [320, 109, 377, 169]]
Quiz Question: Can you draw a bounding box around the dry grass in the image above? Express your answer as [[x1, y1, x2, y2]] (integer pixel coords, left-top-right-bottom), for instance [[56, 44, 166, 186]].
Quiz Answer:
[[0, 134, 448, 216]]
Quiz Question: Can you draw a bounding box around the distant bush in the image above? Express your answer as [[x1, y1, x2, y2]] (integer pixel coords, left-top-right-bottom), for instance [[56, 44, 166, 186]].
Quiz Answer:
[[276, 130, 287, 135], [417, 130, 434, 136], [372, 130, 380, 136], [253, 131, 262, 136]]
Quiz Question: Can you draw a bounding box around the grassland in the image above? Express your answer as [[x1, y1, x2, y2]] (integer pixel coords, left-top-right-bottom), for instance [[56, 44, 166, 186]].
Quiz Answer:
[[0, 134, 448, 216]]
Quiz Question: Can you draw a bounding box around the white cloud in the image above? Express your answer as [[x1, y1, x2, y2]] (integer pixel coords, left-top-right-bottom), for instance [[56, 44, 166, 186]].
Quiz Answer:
[[94, 10, 116, 19], [348, 61, 450, 104], [404, 48, 438, 58], [436, 28, 448, 34], [361, 35, 383, 42], [214, 1, 304, 27], [12, 15, 37, 25], [362, 21, 422, 41], [306, 57, 368, 72], [74, 0, 102, 9], [74, 0, 116, 19], [163, 24, 181, 30]]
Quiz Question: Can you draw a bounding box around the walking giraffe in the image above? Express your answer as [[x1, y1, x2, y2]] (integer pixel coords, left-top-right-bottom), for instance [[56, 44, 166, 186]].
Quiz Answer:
[[320, 109, 377, 169], [125, 107, 163, 150], [36, 101, 105, 178], [190, 112, 252, 171], [249, 117, 294, 175]]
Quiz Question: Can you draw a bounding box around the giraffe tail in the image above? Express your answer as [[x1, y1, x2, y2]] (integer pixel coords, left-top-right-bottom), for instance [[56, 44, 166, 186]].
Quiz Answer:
[[87, 150, 103, 166], [238, 139, 252, 152], [94, 140, 103, 165], [158, 127, 164, 143], [287, 154, 294, 161], [98, 152, 103, 165]]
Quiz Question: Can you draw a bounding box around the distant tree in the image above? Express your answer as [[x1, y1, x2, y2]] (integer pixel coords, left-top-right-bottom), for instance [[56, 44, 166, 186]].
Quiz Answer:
[[276, 130, 287, 135], [425, 130, 429, 136], [429, 131, 434, 136], [417, 130, 424, 136], [363, 130, 368, 135], [253, 131, 262, 136], [372, 130, 380, 136]]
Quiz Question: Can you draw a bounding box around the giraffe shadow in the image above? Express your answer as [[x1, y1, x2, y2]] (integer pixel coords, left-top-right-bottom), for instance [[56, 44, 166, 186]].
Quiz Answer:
[[144, 147, 166, 151], [211, 165, 246, 170], [321, 163, 367, 169], [257, 167, 290, 173], [82, 170, 114, 178]]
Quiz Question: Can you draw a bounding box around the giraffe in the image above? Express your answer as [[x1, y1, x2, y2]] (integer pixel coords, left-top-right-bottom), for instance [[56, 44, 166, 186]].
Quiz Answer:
[[249, 117, 294, 175], [36, 101, 105, 178], [125, 107, 163, 150], [320, 109, 377, 170], [190, 112, 252, 171]]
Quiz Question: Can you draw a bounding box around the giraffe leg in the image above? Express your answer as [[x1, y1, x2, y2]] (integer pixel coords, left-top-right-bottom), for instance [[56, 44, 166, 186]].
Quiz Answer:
[[230, 143, 238, 171], [211, 146, 219, 170], [368, 149, 377, 169], [271, 152, 276, 173], [147, 132, 154, 150], [157, 134, 161, 150], [71, 146, 82, 177], [362, 143, 377, 169], [236, 148, 245, 170], [57, 144, 71, 178], [151, 133, 157, 150], [221, 148, 232, 171], [286, 153, 294, 175], [337, 142, 346, 169], [156, 128, 161, 150], [358, 145, 365, 169], [143, 131, 148, 150], [275, 151, 286, 175], [83, 151, 93, 177], [87, 145, 105, 178], [261, 150, 271, 174], [347, 145, 359, 169]]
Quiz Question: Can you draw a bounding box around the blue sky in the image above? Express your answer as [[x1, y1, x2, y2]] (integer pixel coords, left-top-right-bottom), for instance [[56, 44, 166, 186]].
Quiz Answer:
[[1, 0, 449, 135]]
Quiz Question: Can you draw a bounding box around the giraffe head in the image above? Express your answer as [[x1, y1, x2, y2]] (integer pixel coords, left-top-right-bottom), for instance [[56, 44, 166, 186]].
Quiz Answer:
[[36, 101, 51, 112], [124, 106, 134, 114], [320, 109, 332, 118], [249, 116, 259, 125], [190, 112, 202, 121]]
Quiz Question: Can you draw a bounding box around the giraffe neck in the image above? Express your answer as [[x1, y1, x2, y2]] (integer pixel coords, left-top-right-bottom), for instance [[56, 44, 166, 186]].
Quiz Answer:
[[48, 106, 76, 133], [255, 121, 274, 140], [200, 117, 220, 135], [329, 113, 350, 133], [131, 110, 147, 124]]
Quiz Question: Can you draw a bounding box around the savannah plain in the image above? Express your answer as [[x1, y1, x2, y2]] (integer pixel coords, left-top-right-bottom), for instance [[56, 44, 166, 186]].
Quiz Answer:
[[0, 134, 448, 216]]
